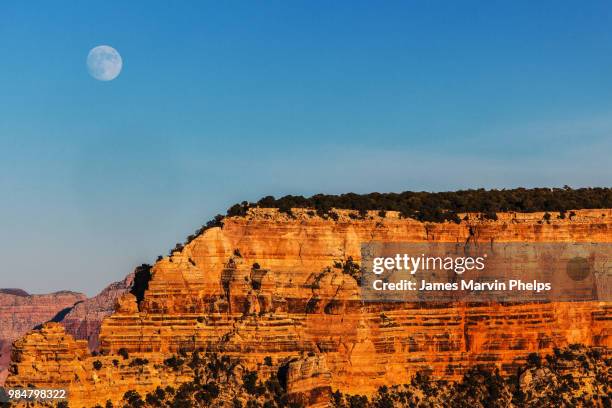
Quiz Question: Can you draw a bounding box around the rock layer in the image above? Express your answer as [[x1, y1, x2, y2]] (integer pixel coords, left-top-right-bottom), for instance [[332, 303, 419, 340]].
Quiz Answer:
[[0, 290, 85, 385], [58, 273, 134, 351], [6, 209, 612, 406]]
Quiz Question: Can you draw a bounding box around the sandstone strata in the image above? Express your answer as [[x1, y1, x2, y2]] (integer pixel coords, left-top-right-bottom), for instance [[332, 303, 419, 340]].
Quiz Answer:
[[59, 273, 134, 351], [6, 209, 612, 406], [0, 289, 85, 385]]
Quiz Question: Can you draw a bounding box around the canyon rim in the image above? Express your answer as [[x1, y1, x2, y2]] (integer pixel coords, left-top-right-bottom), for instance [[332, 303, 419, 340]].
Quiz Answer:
[[4, 196, 611, 407]]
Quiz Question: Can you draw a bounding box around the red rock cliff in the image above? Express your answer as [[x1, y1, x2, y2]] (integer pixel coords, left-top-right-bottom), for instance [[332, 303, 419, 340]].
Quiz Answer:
[[0, 290, 85, 385], [6, 209, 611, 406], [58, 273, 134, 351]]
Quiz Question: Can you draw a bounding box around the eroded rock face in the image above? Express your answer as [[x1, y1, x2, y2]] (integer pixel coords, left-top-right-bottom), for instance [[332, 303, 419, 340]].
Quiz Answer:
[[58, 273, 134, 351], [0, 289, 86, 385], [0, 273, 135, 387], [283, 354, 332, 407], [6, 209, 612, 406], [8, 323, 90, 387]]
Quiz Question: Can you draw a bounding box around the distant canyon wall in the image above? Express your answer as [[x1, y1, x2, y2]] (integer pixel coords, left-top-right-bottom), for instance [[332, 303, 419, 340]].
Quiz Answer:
[[0, 290, 86, 385], [0, 273, 134, 386]]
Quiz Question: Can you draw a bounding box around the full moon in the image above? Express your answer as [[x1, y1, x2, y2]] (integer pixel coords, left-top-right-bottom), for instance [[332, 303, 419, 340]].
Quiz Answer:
[[87, 45, 122, 81]]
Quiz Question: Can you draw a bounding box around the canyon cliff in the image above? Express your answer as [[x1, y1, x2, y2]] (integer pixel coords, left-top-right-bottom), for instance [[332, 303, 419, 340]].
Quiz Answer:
[[0, 290, 86, 385], [0, 274, 134, 387], [6, 208, 611, 407], [58, 273, 134, 351]]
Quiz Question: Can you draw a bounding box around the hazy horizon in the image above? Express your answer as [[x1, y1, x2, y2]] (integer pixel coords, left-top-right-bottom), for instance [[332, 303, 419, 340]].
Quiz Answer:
[[1, 1, 612, 295]]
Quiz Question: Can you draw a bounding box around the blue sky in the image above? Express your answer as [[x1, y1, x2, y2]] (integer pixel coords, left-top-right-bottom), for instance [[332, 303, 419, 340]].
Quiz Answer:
[[1, 1, 611, 295]]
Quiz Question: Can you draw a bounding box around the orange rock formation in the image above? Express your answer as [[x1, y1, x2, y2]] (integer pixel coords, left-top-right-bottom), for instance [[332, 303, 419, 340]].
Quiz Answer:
[[0, 290, 85, 386], [6, 209, 611, 406]]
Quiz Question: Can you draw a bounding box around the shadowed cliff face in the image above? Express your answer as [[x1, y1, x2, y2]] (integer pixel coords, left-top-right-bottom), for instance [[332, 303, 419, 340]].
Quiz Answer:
[[57, 273, 134, 351], [6, 208, 612, 406], [0, 290, 86, 385]]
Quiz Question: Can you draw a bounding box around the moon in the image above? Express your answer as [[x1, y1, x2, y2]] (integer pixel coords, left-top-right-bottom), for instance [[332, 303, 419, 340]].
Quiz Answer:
[[86, 45, 123, 81]]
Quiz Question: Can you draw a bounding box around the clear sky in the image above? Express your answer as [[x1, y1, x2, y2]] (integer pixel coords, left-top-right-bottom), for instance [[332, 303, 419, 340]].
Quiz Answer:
[[1, 1, 611, 295]]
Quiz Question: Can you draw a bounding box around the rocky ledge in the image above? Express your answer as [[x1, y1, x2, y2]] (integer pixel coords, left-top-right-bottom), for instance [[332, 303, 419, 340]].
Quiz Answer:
[[0, 290, 86, 385]]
